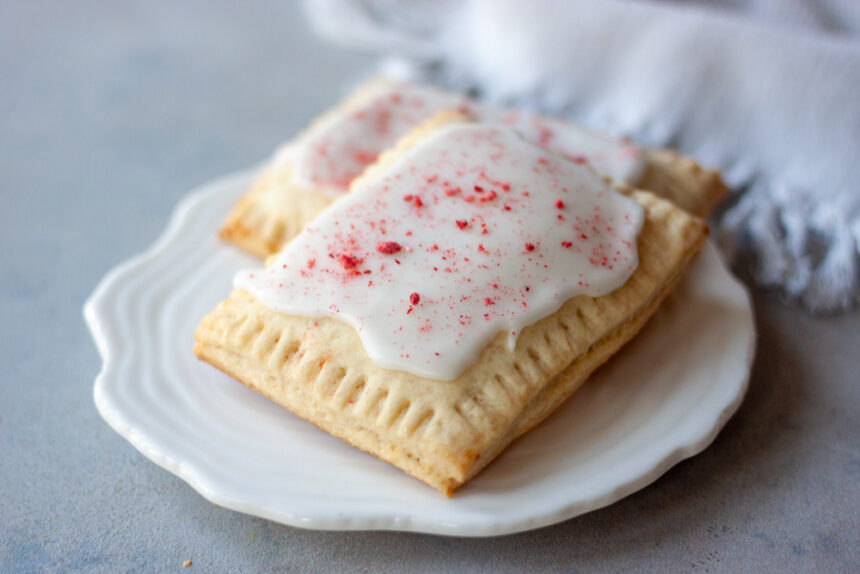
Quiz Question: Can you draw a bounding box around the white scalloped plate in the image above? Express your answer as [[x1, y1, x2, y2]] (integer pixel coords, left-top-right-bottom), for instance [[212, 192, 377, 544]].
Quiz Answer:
[[85, 170, 755, 537]]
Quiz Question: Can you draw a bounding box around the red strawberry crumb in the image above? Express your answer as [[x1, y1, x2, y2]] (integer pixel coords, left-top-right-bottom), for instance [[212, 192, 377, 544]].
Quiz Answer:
[[413, 196, 423, 207], [525, 242, 535, 252], [479, 190, 497, 202], [410, 292, 421, 305], [555, 199, 564, 209], [376, 241, 402, 254], [338, 254, 360, 269], [456, 220, 468, 230], [484, 297, 495, 306], [403, 194, 413, 202], [444, 187, 461, 196], [562, 241, 573, 248]]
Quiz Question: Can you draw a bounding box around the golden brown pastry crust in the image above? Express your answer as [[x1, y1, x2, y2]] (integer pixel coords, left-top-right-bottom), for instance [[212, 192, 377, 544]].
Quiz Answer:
[[218, 165, 332, 257], [639, 149, 729, 218]]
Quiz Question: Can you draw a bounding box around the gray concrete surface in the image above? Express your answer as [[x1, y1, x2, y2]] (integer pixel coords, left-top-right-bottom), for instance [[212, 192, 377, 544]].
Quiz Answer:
[[1, 1, 858, 572]]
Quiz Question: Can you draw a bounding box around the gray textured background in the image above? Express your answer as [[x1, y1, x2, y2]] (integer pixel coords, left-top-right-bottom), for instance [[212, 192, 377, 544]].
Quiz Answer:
[[1, 2, 858, 572]]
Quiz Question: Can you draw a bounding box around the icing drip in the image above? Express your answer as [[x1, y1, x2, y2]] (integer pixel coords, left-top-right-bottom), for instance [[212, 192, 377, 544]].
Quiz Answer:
[[236, 124, 644, 381], [273, 82, 646, 197]]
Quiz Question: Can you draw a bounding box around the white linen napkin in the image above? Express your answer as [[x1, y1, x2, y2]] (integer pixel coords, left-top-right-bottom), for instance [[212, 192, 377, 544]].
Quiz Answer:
[[304, 0, 860, 311]]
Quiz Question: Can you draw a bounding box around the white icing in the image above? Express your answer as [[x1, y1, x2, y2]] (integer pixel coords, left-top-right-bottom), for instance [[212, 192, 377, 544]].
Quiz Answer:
[[236, 124, 644, 381], [484, 107, 646, 184], [274, 82, 647, 197], [281, 83, 468, 197]]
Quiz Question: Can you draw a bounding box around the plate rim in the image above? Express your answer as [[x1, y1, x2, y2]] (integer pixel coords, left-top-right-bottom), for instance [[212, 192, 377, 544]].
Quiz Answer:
[[84, 169, 756, 537]]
